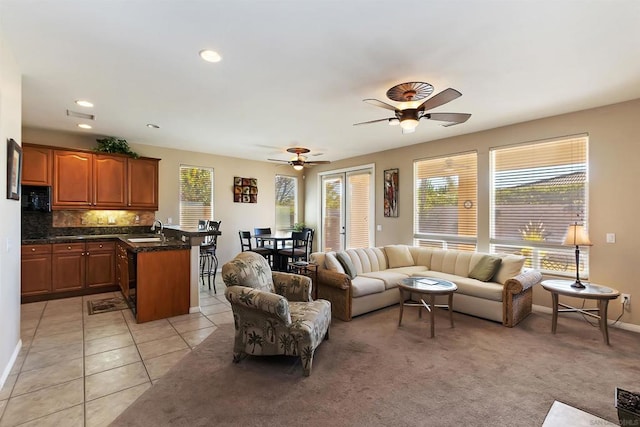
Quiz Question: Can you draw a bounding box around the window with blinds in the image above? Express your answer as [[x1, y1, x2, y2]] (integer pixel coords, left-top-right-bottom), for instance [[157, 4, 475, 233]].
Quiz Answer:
[[275, 175, 297, 232], [414, 152, 478, 250], [179, 165, 214, 229], [346, 172, 371, 249], [490, 136, 588, 276]]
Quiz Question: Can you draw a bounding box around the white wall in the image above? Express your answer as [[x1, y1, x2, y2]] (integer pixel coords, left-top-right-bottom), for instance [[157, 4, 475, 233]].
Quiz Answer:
[[0, 28, 23, 389]]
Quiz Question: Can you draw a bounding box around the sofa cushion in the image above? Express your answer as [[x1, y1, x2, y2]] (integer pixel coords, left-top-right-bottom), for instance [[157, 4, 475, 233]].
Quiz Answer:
[[385, 245, 414, 268], [324, 252, 346, 275], [336, 251, 357, 279], [359, 269, 412, 290], [350, 276, 386, 297], [468, 255, 502, 282], [346, 247, 387, 273], [494, 255, 526, 285]]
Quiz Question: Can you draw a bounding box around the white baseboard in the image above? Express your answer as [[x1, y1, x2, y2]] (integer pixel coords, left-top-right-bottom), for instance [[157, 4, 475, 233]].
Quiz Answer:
[[532, 304, 640, 333], [0, 339, 22, 391], [189, 306, 201, 314]]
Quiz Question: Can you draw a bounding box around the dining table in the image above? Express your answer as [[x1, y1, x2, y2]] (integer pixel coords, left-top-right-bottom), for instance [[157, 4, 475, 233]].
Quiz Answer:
[[252, 233, 294, 271]]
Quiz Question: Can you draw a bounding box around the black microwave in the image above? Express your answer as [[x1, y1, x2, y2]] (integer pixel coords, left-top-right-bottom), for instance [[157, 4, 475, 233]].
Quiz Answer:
[[21, 185, 51, 212]]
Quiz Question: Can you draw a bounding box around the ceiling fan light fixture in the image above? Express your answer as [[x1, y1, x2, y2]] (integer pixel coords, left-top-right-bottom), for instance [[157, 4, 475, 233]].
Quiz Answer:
[[388, 118, 400, 126], [400, 118, 419, 130]]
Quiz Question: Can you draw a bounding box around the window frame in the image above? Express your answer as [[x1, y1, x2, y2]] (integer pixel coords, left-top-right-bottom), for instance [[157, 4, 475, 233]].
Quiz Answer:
[[489, 135, 589, 278], [275, 174, 298, 233], [413, 151, 478, 251], [179, 164, 214, 229]]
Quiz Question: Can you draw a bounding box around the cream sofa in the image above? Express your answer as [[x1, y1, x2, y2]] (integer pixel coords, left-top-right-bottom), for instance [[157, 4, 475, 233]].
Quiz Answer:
[[310, 245, 542, 327]]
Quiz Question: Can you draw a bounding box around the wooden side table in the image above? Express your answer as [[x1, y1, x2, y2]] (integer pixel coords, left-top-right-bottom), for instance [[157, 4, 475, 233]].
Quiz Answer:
[[288, 262, 319, 300], [541, 279, 620, 345]]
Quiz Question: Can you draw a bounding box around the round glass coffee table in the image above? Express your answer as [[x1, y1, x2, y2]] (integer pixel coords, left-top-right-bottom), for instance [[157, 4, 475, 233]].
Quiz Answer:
[[398, 277, 457, 338]]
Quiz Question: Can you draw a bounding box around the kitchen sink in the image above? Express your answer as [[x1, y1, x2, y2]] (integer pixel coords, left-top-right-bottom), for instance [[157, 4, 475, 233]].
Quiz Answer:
[[127, 237, 163, 243]]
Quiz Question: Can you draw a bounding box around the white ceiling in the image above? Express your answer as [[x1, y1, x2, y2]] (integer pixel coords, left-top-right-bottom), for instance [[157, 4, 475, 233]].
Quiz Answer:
[[1, 1, 639, 163]]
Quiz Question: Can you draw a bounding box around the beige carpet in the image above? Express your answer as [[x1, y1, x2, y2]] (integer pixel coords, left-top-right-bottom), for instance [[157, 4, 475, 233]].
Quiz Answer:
[[111, 307, 638, 426]]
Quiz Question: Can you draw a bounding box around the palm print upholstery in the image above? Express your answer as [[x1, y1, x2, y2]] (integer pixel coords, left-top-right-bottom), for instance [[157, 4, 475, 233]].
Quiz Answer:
[[222, 251, 331, 376]]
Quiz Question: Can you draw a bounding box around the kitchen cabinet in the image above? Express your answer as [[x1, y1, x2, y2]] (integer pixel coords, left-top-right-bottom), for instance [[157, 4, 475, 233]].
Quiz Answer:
[[21, 244, 52, 296], [22, 145, 53, 186], [128, 158, 159, 209], [94, 155, 127, 208], [51, 241, 115, 292], [51, 148, 159, 210], [52, 150, 93, 208], [86, 241, 116, 288]]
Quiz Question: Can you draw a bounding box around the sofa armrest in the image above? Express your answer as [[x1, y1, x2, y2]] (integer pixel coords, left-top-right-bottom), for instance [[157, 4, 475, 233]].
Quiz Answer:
[[317, 268, 351, 290], [224, 285, 292, 324], [272, 271, 312, 302], [504, 269, 542, 294]]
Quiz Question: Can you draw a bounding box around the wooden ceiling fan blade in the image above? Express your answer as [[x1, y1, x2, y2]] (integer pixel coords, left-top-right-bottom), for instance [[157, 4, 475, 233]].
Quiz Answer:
[[363, 98, 398, 112], [417, 88, 462, 112], [306, 160, 331, 165], [267, 158, 291, 163], [425, 112, 472, 126], [353, 117, 394, 126]]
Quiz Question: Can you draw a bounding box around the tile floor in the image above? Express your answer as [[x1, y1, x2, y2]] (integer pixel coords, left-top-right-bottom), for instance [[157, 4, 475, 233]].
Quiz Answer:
[[0, 279, 232, 427]]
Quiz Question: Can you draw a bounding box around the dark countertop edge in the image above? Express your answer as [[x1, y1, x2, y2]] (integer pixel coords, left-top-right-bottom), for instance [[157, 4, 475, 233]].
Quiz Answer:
[[163, 225, 221, 236], [22, 235, 191, 252]]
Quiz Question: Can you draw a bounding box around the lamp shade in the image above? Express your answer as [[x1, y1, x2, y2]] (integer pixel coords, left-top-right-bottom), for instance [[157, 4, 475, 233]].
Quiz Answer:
[[562, 223, 592, 246]]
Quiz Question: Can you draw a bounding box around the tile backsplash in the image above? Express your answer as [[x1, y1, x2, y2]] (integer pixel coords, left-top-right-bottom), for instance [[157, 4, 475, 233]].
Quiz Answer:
[[22, 210, 156, 239]]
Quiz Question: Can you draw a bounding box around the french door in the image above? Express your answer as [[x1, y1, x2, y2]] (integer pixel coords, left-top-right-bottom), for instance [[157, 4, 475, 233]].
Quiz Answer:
[[320, 166, 374, 252]]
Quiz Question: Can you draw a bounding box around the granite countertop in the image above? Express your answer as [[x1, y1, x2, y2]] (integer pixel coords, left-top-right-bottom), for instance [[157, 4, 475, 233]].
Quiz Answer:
[[22, 234, 191, 252]]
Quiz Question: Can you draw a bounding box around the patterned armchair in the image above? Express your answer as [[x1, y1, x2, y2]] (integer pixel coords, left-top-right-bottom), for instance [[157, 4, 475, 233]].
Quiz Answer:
[[222, 251, 331, 376]]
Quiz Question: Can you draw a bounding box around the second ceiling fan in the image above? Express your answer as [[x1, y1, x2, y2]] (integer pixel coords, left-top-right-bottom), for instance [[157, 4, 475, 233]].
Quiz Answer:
[[354, 82, 471, 134], [268, 147, 331, 170]]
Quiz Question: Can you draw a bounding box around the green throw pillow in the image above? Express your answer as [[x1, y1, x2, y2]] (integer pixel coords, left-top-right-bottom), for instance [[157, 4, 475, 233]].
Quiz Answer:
[[336, 252, 357, 279], [469, 255, 502, 282]]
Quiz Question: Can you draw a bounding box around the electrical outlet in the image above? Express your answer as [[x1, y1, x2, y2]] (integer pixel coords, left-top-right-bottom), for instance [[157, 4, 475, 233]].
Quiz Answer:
[[622, 293, 631, 308]]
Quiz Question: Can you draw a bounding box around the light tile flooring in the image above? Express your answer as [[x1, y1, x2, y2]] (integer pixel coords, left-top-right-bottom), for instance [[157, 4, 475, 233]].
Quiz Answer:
[[0, 279, 232, 427]]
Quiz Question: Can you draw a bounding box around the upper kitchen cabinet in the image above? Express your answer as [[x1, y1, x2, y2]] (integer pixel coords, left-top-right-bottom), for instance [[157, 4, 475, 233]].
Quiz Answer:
[[53, 149, 93, 208], [22, 144, 53, 186], [94, 154, 127, 208], [48, 146, 160, 210], [128, 158, 159, 210]]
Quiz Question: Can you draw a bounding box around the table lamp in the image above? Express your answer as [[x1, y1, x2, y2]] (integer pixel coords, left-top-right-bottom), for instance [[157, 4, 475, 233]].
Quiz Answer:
[[562, 223, 592, 289]]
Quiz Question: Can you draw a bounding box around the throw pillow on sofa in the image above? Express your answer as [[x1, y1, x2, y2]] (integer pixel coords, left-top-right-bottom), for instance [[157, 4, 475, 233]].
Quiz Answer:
[[494, 254, 526, 284], [385, 245, 414, 268], [469, 255, 502, 282], [336, 252, 357, 279]]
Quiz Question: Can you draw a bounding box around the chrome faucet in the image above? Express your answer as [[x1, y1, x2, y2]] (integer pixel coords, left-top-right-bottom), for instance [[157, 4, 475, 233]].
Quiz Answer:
[[151, 219, 164, 235]]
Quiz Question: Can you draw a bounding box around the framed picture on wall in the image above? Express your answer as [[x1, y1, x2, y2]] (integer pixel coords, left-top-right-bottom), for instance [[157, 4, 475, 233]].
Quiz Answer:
[[6, 138, 22, 200], [384, 168, 398, 217]]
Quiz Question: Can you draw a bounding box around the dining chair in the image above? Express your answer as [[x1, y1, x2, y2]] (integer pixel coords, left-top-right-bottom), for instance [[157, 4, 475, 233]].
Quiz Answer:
[[200, 220, 221, 293], [277, 230, 310, 268], [239, 230, 273, 265], [253, 227, 275, 251], [302, 227, 315, 259]]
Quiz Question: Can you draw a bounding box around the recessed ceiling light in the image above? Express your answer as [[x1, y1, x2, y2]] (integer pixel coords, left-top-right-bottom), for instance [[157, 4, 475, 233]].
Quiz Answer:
[[77, 123, 92, 129], [199, 49, 222, 63], [146, 123, 160, 129], [75, 100, 94, 108]]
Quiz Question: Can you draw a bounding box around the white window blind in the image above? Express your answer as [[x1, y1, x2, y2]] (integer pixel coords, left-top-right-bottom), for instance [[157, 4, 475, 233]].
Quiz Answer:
[[275, 175, 297, 232], [414, 152, 477, 251], [347, 172, 371, 249], [490, 136, 588, 276], [179, 165, 214, 229]]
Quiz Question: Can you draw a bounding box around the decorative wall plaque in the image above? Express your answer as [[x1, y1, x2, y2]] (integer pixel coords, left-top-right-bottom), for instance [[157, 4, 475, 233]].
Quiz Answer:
[[234, 177, 258, 203]]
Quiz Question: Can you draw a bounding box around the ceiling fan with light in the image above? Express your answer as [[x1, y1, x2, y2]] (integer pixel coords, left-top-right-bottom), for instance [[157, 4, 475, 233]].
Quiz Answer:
[[354, 82, 471, 134], [268, 147, 331, 170]]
